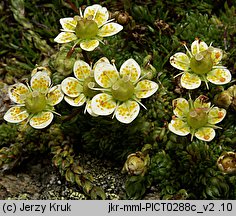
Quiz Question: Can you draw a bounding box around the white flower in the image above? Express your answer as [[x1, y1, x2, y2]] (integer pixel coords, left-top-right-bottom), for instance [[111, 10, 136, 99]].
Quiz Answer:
[[170, 38, 231, 89], [61, 57, 109, 116], [91, 58, 159, 123], [54, 4, 123, 51], [4, 71, 64, 129], [168, 95, 226, 141]]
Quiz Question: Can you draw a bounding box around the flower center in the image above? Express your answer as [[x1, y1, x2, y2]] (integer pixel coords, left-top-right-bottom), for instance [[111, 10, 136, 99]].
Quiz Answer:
[[83, 77, 98, 98], [111, 78, 134, 102], [186, 108, 208, 129], [25, 91, 47, 114], [75, 18, 98, 39], [190, 50, 213, 75]]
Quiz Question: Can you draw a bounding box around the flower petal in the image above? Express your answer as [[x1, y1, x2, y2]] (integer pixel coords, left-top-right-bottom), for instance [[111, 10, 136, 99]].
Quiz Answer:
[[207, 68, 231, 85], [61, 77, 83, 97], [172, 98, 189, 118], [54, 32, 77, 44], [169, 52, 190, 71], [4, 106, 29, 123], [93, 57, 110, 69], [60, 17, 76, 32], [134, 80, 158, 98], [80, 39, 99, 51], [64, 94, 86, 107], [73, 60, 92, 81], [211, 47, 223, 65], [84, 4, 109, 27], [180, 72, 201, 89], [94, 62, 119, 88], [8, 83, 29, 104], [85, 99, 98, 117], [191, 39, 208, 55], [29, 112, 53, 129], [208, 107, 226, 124], [30, 72, 51, 93], [91, 93, 116, 115], [168, 119, 190, 136], [47, 85, 64, 106], [120, 59, 141, 83], [115, 101, 140, 124], [195, 127, 215, 142], [97, 23, 123, 37]]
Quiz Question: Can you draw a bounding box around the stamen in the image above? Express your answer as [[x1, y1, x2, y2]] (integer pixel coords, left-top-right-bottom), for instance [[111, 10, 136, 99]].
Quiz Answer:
[[191, 132, 194, 141], [182, 42, 193, 58], [102, 18, 115, 26], [112, 102, 120, 119], [97, 38, 105, 45], [208, 46, 214, 52], [79, 8, 83, 18], [75, 94, 86, 105], [93, 6, 100, 20], [23, 113, 34, 129], [196, 39, 200, 54], [212, 65, 226, 69], [134, 98, 147, 110], [89, 70, 93, 77], [172, 57, 190, 65], [11, 104, 25, 107], [90, 87, 111, 92], [202, 76, 209, 90], [173, 72, 185, 78], [111, 60, 118, 72], [46, 110, 61, 116], [188, 93, 194, 109], [26, 82, 33, 92], [84, 102, 88, 114], [14, 110, 28, 117], [134, 72, 152, 85]]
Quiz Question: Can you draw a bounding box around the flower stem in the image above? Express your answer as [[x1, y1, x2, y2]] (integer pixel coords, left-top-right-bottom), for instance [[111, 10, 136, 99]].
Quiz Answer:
[[82, 49, 91, 64], [66, 0, 80, 14]]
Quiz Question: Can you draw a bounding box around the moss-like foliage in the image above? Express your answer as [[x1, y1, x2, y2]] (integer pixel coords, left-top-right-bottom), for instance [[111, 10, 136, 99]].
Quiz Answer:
[[0, 0, 236, 199]]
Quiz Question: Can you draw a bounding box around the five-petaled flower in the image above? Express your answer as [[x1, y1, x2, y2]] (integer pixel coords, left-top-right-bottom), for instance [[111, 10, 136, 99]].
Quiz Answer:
[[170, 38, 231, 89], [90, 58, 159, 124], [168, 95, 226, 142], [4, 71, 64, 129], [54, 4, 123, 51], [61, 57, 109, 116]]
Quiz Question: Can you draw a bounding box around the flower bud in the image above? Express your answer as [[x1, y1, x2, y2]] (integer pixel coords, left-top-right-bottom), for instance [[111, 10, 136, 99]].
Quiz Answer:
[[116, 11, 130, 25], [214, 91, 232, 109], [217, 152, 236, 174], [122, 151, 149, 176], [227, 85, 236, 111], [52, 47, 78, 76]]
